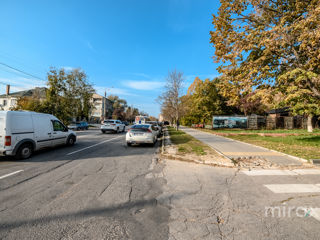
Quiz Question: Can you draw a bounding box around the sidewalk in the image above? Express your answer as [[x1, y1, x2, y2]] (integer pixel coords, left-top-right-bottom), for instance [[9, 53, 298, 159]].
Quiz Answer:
[[180, 126, 306, 167]]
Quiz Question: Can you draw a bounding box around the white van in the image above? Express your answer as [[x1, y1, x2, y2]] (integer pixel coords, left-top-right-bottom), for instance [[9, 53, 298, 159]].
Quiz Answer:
[[0, 111, 77, 159]]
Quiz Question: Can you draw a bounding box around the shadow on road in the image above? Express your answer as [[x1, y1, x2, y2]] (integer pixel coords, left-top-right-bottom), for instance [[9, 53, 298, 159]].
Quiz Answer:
[[0, 191, 192, 231]]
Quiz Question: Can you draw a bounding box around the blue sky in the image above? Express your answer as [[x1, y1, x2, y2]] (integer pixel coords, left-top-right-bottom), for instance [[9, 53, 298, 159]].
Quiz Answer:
[[0, 0, 220, 117]]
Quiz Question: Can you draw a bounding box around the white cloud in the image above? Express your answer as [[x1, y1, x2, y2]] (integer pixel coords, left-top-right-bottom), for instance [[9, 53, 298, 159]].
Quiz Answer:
[[95, 86, 138, 97], [62, 66, 76, 71], [124, 80, 165, 90]]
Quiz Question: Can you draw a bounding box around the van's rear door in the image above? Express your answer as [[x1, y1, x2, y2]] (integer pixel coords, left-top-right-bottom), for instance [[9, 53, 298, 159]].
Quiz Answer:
[[0, 112, 5, 149]]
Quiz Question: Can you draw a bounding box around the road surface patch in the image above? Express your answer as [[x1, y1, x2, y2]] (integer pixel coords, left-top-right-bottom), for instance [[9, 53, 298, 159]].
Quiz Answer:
[[0, 170, 24, 180]]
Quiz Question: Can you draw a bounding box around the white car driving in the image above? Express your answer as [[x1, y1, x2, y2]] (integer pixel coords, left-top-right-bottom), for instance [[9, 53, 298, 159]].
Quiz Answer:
[[101, 120, 125, 133], [126, 124, 157, 146]]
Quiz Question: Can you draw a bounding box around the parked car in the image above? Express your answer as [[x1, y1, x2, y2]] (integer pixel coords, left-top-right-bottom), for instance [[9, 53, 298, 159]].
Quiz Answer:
[[101, 120, 125, 133], [68, 121, 89, 130], [164, 121, 170, 125], [126, 124, 157, 146], [0, 111, 76, 160]]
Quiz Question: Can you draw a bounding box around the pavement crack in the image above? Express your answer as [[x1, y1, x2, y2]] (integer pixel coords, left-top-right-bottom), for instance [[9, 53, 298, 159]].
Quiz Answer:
[[98, 175, 117, 197], [128, 186, 133, 202]]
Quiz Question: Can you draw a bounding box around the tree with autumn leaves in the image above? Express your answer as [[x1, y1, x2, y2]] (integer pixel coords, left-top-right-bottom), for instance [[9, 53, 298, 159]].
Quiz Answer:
[[180, 77, 234, 126], [15, 68, 95, 124], [210, 0, 320, 132]]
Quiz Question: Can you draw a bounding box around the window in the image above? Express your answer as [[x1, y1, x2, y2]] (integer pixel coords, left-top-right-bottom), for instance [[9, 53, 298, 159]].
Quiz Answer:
[[52, 120, 65, 131], [3, 100, 7, 106], [104, 120, 116, 124]]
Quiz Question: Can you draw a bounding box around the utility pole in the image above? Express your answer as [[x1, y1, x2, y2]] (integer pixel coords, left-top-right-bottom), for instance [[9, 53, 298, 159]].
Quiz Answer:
[[104, 89, 107, 121]]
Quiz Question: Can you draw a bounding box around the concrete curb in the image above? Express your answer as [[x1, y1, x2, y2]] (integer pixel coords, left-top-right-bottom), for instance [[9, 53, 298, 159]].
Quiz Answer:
[[193, 128, 309, 163], [160, 153, 235, 168]]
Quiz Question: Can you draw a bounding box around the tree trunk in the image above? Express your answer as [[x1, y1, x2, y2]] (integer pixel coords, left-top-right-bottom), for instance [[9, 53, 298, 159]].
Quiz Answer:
[[307, 115, 313, 133]]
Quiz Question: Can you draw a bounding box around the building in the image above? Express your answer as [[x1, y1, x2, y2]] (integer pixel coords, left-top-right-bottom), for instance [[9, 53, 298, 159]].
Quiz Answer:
[[89, 93, 113, 123], [0, 85, 47, 110]]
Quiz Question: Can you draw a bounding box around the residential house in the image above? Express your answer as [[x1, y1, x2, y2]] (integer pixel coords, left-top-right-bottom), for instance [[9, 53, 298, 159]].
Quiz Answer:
[[0, 85, 47, 110]]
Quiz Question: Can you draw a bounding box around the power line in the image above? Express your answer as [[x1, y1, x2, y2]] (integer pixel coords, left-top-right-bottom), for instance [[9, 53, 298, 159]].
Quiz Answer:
[[0, 62, 45, 81]]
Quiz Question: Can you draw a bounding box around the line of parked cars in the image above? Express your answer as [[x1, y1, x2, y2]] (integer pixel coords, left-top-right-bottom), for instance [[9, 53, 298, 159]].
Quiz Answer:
[[100, 118, 164, 146]]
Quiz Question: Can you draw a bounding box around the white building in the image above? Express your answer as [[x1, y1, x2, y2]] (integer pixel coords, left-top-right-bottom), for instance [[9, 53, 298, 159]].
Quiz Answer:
[[0, 85, 46, 110], [89, 93, 113, 123]]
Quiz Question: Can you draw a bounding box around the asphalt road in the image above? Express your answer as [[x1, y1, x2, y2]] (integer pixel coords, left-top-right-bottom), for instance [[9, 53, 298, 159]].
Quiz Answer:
[[1, 129, 320, 240], [0, 129, 169, 240]]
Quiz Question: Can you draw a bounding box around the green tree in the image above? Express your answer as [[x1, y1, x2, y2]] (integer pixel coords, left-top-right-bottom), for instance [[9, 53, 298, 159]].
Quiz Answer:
[[108, 95, 128, 120], [46, 68, 94, 124], [181, 77, 233, 125], [211, 0, 320, 131]]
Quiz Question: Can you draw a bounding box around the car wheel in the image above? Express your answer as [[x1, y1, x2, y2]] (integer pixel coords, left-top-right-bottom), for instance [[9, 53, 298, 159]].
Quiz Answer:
[[15, 143, 33, 160], [127, 142, 131, 147], [76, 127, 80, 131], [67, 136, 76, 146], [101, 130, 106, 134]]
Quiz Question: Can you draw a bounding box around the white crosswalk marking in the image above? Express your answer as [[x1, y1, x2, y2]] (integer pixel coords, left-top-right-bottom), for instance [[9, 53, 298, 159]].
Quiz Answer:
[[242, 169, 320, 176], [264, 184, 320, 193], [310, 208, 320, 221], [243, 168, 320, 222], [292, 169, 320, 175], [242, 170, 297, 176]]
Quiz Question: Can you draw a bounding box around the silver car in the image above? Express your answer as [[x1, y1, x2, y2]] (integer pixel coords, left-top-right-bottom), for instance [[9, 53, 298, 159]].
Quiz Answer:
[[126, 124, 157, 146]]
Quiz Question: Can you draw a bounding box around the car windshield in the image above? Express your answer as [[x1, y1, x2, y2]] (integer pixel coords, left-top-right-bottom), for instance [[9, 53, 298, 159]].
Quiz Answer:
[[104, 120, 115, 124], [130, 125, 150, 132]]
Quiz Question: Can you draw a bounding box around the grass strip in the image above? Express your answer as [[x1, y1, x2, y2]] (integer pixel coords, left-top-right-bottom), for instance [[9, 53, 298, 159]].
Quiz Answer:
[[200, 128, 320, 160], [167, 126, 207, 156]]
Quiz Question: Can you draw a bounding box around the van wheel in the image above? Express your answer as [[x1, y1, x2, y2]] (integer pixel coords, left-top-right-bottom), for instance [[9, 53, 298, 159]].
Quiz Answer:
[[67, 136, 76, 146], [15, 143, 33, 160]]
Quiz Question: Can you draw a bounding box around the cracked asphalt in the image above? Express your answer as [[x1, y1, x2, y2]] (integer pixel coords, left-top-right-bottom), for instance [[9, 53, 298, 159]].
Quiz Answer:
[[160, 160, 320, 240], [1, 129, 320, 239], [0, 130, 169, 239]]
